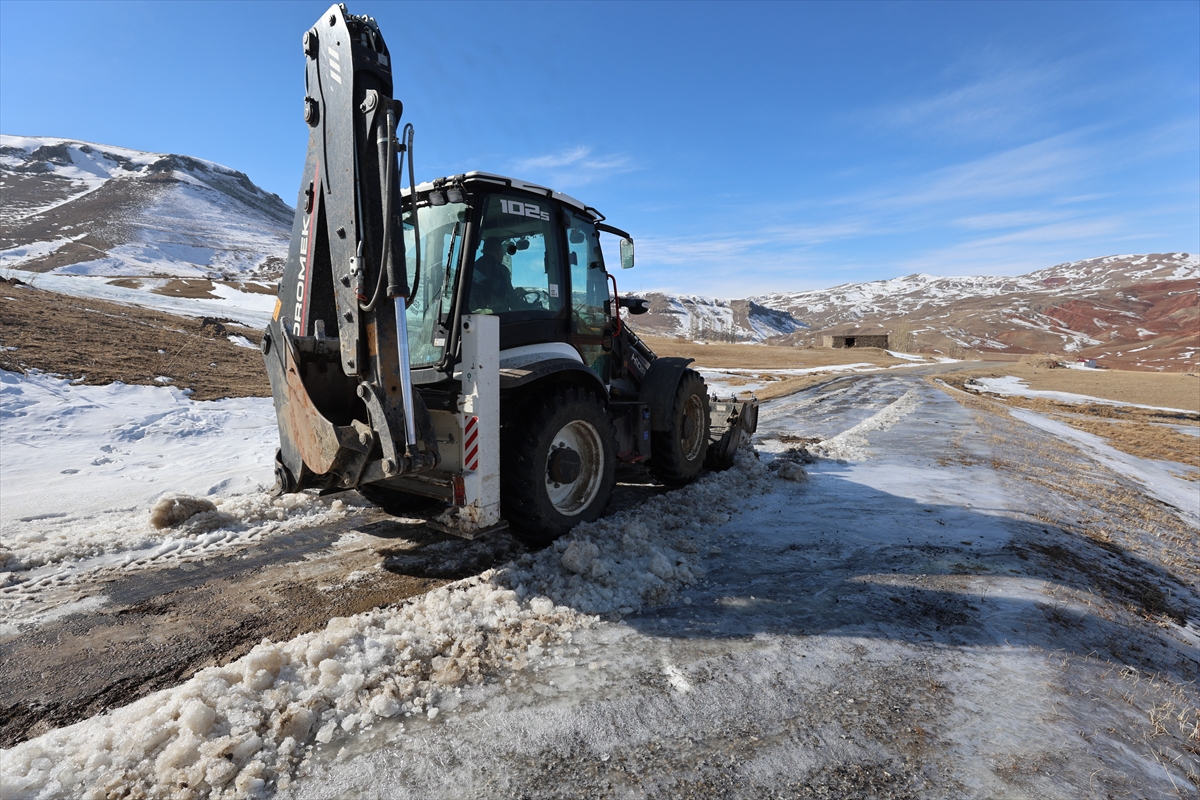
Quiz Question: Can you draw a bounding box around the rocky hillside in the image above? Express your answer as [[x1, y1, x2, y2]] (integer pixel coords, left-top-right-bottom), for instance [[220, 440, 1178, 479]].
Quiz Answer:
[[625, 293, 807, 343], [752, 253, 1198, 370], [0, 135, 291, 280]]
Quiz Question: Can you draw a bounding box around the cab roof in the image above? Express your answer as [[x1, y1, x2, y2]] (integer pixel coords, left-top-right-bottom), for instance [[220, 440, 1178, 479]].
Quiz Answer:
[[407, 171, 603, 222]]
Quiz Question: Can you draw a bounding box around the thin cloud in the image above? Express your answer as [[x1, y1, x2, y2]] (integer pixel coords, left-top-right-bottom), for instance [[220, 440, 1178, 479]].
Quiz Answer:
[[511, 146, 633, 188]]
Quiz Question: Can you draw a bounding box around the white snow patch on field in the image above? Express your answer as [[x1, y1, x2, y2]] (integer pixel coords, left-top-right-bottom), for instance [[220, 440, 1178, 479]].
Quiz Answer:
[[967, 375, 1197, 415], [0, 371, 281, 569], [0, 268, 275, 327], [1010, 408, 1200, 527], [0, 235, 90, 267], [0, 452, 773, 799]]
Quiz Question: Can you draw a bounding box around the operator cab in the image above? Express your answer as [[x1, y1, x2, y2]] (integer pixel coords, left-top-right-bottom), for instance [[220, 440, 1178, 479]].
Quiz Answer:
[[401, 172, 639, 392]]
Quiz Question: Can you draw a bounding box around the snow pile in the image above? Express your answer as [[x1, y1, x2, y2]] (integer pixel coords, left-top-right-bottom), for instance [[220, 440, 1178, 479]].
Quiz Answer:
[[149, 495, 218, 529], [1, 453, 773, 798], [0, 579, 595, 799], [501, 450, 774, 616]]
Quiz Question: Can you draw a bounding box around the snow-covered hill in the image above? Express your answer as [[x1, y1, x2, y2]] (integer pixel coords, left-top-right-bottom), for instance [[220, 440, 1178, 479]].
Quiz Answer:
[[0, 135, 291, 279], [626, 293, 807, 343], [749, 253, 1198, 369], [626, 254, 1197, 370], [753, 253, 1198, 326]]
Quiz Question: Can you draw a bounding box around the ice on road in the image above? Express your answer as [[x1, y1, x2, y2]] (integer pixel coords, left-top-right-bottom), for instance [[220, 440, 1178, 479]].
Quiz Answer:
[[284, 377, 1199, 799], [3, 374, 1197, 799]]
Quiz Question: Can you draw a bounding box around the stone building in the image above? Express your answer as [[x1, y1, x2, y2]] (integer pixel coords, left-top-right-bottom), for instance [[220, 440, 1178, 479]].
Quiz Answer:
[[821, 328, 890, 349]]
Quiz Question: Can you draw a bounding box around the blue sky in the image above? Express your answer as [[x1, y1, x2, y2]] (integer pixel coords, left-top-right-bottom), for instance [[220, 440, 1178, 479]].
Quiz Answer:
[[1, 1, 1196, 296]]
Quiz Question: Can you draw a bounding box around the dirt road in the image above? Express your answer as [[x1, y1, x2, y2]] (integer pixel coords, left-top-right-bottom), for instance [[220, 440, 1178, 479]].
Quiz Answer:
[[3, 373, 1197, 798]]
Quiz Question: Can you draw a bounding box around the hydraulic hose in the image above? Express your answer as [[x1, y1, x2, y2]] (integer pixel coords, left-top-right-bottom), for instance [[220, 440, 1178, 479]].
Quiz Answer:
[[359, 105, 398, 313], [401, 123, 419, 300]]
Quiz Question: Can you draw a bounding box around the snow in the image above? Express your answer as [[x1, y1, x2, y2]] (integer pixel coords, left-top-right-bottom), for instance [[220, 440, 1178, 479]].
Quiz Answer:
[[698, 363, 881, 397], [284, 376, 1196, 797], [1009, 408, 1199, 527], [0, 268, 276, 327], [750, 253, 1198, 346], [640, 293, 805, 342], [0, 371, 279, 568], [0, 235, 89, 267], [0, 136, 290, 277], [55, 182, 286, 279], [0, 440, 776, 799], [967, 375, 1196, 415]]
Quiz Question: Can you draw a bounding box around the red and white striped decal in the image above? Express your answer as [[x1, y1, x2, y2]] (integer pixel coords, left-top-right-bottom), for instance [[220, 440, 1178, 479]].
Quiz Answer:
[[463, 415, 480, 471]]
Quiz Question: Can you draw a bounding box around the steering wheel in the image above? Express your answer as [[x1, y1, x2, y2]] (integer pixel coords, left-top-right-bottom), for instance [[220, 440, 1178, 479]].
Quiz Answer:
[[521, 288, 548, 307]]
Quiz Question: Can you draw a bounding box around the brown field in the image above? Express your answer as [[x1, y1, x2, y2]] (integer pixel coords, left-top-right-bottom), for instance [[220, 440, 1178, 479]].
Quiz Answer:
[[939, 362, 1200, 414], [639, 335, 908, 370], [937, 368, 1199, 477], [0, 278, 270, 401]]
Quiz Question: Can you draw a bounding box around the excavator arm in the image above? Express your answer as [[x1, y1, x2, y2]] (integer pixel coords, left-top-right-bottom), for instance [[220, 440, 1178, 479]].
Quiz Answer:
[[263, 3, 438, 494]]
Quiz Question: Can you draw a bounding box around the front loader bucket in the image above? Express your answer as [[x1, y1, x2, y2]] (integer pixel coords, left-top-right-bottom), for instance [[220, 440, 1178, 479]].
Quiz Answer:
[[706, 397, 759, 471]]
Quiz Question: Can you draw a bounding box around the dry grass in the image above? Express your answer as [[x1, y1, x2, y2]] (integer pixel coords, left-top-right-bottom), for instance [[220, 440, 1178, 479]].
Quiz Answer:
[[938, 362, 1200, 413], [639, 335, 905, 371], [1059, 417, 1199, 472], [938, 371, 1200, 472], [931, 378, 1199, 581]]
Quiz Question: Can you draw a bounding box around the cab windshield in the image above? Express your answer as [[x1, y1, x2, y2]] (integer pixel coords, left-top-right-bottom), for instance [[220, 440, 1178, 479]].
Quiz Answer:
[[402, 200, 467, 366]]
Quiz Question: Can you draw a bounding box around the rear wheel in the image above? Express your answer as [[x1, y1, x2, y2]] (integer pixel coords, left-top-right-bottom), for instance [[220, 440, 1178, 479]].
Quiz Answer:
[[502, 385, 616, 545], [357, 483, 443, 517], [649, 369, 710, 486]]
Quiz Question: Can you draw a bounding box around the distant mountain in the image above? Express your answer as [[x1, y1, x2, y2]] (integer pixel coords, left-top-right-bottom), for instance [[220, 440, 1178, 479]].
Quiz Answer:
[[751, 253, 1198, 370], [0, 135, 291, 279], [625, 293, 807, 343]]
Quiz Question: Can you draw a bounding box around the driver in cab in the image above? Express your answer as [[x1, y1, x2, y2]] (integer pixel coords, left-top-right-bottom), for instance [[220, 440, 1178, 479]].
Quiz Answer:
[[470, 236, 530, 314]]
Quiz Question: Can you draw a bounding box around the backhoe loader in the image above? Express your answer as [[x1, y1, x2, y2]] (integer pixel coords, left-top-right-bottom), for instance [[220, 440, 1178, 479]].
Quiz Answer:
[[263, 3, 758, 542]]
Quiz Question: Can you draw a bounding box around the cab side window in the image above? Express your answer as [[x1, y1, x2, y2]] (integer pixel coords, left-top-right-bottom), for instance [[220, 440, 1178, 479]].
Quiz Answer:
[[470, 194, 564, 316], [565, 211, 610, 378]]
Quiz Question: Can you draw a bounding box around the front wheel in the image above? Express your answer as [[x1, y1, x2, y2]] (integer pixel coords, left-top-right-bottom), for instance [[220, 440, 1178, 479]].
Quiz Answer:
[[649, 369, 710, 487], [501, 385, 617, 545]]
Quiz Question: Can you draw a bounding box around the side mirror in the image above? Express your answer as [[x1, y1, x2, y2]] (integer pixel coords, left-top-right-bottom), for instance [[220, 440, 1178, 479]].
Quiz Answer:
[[620, 237, 635, 270], [619, 296, 649, 315]]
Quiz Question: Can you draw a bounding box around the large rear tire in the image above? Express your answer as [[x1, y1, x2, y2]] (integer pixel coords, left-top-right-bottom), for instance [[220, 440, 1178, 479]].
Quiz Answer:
[[357, 483, 443, 517], [649, 368, 710, 487], [501, 385, 617, 545]]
